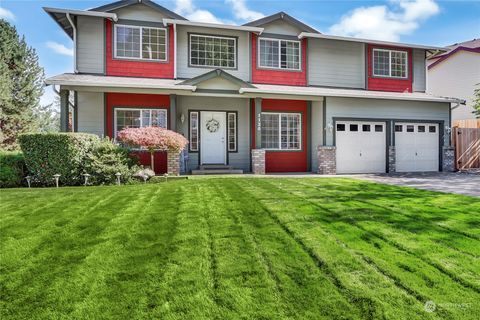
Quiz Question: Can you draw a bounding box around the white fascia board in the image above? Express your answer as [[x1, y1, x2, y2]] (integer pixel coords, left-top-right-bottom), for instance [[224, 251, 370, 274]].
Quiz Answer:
[[239, 88, 462, 103], [298, 32, 447, 52], [43, 7, 118, 21], [163, 19, 264, 33], [45, 78, 196, 92]]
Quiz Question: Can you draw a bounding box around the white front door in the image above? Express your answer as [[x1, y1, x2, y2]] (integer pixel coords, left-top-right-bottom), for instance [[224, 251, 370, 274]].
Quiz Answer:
[[201, 111, 227, 165], [395, 123, 439, 172], [336, 121, 387, 174]]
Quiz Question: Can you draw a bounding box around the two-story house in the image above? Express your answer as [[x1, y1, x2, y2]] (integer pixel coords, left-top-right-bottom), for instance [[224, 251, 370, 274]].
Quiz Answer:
[[44, 0, 462, 175]]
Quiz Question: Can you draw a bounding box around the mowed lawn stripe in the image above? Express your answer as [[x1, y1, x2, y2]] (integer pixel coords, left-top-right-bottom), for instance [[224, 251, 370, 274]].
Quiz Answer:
[[216, 179, 361, 319], [64, 184, 181, 319], [0, 187, 134, 319], [288, 179, 480, 291], [236, 178, 445, 319], [253, 178, 479, 319]]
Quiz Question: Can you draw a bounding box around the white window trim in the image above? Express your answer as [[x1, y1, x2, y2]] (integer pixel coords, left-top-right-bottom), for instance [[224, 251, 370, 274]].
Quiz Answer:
[[189, 111, 199, 152], [261, 112, 302, 151], [257, 37, 302, 71], [114, 107, 168, 138], [114, 24, 168, 62], [227, 112, 237, 152], [189, 34, 237, 69], [372, 48, 408, 79]]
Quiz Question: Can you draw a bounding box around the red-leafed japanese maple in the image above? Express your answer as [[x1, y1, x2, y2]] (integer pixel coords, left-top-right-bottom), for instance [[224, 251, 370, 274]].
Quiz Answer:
[[117, 127, 188, 171]]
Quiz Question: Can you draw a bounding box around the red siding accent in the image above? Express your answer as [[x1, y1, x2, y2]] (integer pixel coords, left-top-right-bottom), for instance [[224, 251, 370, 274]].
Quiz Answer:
[[367, 44, 413, 92], [251, 99, 308, 173], [105, 93, 171, 174], [251, 34, 307, 86], [105, 20, 174, 78]]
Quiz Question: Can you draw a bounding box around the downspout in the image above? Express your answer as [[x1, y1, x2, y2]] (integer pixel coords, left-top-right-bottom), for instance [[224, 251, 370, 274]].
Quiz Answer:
[[66, 13, 78, 73], [173, 22, 177, 79]]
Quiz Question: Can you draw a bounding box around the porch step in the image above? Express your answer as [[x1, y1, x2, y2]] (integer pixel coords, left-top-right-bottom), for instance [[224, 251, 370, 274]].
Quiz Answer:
[[199, 164, 233, 170], [191, 168, 244, 175]]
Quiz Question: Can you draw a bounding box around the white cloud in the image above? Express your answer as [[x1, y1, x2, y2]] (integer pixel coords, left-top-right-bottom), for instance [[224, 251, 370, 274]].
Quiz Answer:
[[225, 0, 264, 21], [46, 41, 73, 56], [0, 7, 16, 21], [174, 0, 224, 24], [329, 0, 440, 41]]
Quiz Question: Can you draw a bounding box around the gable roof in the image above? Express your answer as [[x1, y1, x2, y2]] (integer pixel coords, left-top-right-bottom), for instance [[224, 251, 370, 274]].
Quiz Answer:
[[179, 69, 256, 88], [89, 0, 187, 20], [243, 11, 319, 34]]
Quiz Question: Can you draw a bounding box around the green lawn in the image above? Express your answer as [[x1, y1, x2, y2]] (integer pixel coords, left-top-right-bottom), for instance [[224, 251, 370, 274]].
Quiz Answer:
[[1, 178, 479, 319]]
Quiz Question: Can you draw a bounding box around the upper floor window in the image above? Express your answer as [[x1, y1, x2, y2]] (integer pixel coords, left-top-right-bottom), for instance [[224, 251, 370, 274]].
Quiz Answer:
[[114, 25, 167, 61], [373, 48, 407, 78], [190, 34, 236, 68], [258, 38, 301, 70]]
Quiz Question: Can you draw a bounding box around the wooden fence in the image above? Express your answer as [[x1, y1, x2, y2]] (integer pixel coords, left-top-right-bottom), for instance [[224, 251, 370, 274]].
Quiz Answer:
[[453, 119, 480, 128], [452, 127, 480, 170]]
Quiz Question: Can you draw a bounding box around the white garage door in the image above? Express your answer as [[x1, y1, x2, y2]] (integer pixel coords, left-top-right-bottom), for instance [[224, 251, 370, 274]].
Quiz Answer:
[[395, 123, 439, 172], [336, 121, 386, 174]]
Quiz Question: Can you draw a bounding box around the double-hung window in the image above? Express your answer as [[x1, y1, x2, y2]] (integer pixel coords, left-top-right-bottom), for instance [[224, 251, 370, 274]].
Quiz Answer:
[[190, 34, 236, 68], [373, 48, 408, 78], [115, 108, 167, 137], [114, 25, 167, 61], [261, 113, 301, 150], [258, 38, 301, 70]]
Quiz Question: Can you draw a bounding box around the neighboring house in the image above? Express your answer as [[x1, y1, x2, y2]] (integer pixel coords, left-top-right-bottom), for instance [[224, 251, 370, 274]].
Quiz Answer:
[[427, 39, 480, 123], [44, 0, 462, 175]]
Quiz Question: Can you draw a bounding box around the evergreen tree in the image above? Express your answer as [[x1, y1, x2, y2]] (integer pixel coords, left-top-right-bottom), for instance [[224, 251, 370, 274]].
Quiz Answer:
[[473, 85, 480, 118], [0, 19, 45, 150]]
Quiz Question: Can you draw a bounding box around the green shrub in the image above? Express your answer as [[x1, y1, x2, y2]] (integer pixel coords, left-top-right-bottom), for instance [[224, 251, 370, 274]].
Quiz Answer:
[[0, 151, 25, 188], [84, 138, 139, 185], [19, 133, 99, 186]]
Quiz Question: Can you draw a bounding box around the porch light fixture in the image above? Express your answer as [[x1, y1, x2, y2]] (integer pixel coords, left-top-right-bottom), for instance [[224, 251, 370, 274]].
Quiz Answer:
[[53, 174, 61, 188], [326, 122, 334, 132], [115, 172, 122, 185], [444, 126, 452, 135], [25, 176, 31, 188], [180, 113, 185, 124]]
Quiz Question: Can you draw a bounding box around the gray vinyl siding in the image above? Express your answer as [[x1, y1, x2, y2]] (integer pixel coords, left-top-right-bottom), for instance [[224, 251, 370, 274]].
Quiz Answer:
[[77, 91, 104, 136], [112, 3, 169, 22], [325, 97, 449, 145], [261, 20, 303, 36], [176, 96, 251, 172], [176, 26, 250, 81], [412, 49, 426, 92], [77, 16, 105, 74], [310, 100, 324, 172], [308, 39, 366, 89]]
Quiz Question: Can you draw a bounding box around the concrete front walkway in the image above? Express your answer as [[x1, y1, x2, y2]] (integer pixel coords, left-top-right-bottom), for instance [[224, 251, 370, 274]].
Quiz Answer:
[[353, 172, 480, 197]]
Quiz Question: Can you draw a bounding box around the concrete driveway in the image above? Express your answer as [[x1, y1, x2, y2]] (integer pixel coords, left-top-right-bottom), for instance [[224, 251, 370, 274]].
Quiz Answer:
[[353, 172, 480, 197]]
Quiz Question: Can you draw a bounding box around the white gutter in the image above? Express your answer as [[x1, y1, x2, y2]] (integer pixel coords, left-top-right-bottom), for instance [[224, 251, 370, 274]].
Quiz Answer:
[[298, 32, 448, 52], [43, 7, 118, 21], [162, 18, 264, 34], [65, 13, 78, 73], [239, 87, 464, 104]]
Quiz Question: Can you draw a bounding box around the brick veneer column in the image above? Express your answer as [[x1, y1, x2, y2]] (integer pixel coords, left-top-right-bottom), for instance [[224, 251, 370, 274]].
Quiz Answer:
[[167, 151, 181, 176], [252, 149, 266, 174], [388, 146, 396, 173], [317, 146, 336, 175], [442, 146, 455, 172]]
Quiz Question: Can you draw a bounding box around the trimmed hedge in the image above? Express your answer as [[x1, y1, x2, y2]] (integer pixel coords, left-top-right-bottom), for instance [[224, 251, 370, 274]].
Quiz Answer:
[[19, 133, 99, 186], [0, 151, 25, 188]]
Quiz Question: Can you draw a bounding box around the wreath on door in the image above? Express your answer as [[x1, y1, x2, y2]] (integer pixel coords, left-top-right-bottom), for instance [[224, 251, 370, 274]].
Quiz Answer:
[[206, 118, 220, 133]]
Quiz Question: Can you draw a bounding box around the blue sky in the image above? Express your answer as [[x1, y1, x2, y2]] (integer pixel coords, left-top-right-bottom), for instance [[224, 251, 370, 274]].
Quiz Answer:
[[1, 0, 479, 105]]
